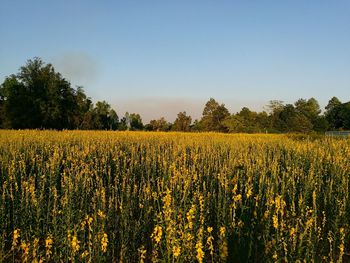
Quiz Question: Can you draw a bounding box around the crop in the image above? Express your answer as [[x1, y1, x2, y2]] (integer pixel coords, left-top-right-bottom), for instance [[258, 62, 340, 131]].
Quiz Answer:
[[0, 130, 349, 262]]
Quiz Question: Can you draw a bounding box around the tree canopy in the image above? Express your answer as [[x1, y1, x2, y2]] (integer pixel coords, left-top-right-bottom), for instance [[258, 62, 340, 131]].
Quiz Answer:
[[200, 98, 230, 132], [0, 58, 120, 130], [1, 58, 349, 133]]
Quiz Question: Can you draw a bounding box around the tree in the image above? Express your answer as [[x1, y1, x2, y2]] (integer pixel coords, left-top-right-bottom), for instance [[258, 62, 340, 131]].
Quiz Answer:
[[0, 58, 104, 130], [266, 100, 284, 114], [73, 86, 94, 129], [190, 119, 202, 132], [129, 113, 143, 130], [325, 97, 342, 113], [313, 116, 329, 132], [224, 108, 253, 133], [173, 111, 192, 131], [109, 109, 119, 130], [0, 58, 82, 129], [223, 114, 245, 133], [200, 98, 230, 132], [0, 75, 28, 128], [146, 117, 170, 131], [294, 98, 321, 130], [91, 101, 120, 130], [255, 111, 270, 132], [118, 115, 128, 131], [294, 98, 321, 119], [337, 102, 350, 130], [267, 100, 285, 132], [325, 97, 343, 129], [93, 101, 112, 129], [278, 104, 313, 132]]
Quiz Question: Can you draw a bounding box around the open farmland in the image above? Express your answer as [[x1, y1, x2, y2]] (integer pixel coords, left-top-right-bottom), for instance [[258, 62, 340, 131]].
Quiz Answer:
[[0, 130, 349, 262]]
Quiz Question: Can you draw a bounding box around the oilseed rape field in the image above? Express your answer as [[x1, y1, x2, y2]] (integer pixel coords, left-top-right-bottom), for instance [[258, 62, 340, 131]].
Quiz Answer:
[[0, 131, 349, 262]]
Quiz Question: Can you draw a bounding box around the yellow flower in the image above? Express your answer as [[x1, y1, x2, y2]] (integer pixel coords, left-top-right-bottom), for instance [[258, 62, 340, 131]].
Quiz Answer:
[[45, 235, 53, 258], [162, 189, 172, 208], [220, 226, 226, 237], [32, 238, 39, 259], [151, 225, 163, 244], [98, 209, 106, 219], [138, 246, 147, 263], [71, 235, 80, 254], [290, 227, 296, 237], [12, 229, 20, 248], [272, 215, 278, 229], [234, 194, 242, 202], [186, 204, 196, 230], [101, 233, 108, 253], [195, 242, 204, 263], [81, 250, 89, 258], [219, 240, 228, 261], [207, 234, 214, 256], [45, 236, 53, 250], [186, 233, 193, 242], [246, 188, 253, 199], [20, 241, 29, 256], [172, 245, 181, 258]]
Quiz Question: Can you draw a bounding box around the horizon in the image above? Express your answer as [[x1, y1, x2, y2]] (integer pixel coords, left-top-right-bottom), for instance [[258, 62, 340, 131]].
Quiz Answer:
[[1, 1, 349, 122]]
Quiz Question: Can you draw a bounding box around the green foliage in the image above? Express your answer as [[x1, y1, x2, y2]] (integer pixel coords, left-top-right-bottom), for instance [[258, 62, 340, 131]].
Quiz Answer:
[[129, 113, 143, 130], [1, 58, 349, 133], [0, 58, 119, 130], [172, 111, 192, 131], [223, 108, 270, 133], [325, 97, 350, 130], [146, 117, 171, 131], [200, 98, 229, 132]]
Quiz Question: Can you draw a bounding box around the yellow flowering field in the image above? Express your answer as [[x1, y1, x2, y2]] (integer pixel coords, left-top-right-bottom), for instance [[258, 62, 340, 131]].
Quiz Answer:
[[0, 130, 349, 262]]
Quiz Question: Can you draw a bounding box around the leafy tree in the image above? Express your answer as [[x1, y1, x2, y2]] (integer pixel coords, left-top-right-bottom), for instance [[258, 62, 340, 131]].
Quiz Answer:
[[325, 97, 342, 113], [223, 115, 245, 133], [224, 108, 252, 133], [73, 86, 94, 129], [0, 58, 78, 129], [91, 101, 120, 130], [267, 99, 321, 133], [93, 101, 112, 129], [129, 113, 143, 130], [266, 100, 284, 132], [190, 119, 202, 132], [0, 58, 100, 130], [278, 104, 313, 132], [200, 98, 229, 132], [337, 102, 350, 130], [313, 116, 329, 132], [109, 109, 119, 130], [266, 100, 284, 114], [255, 111, 270, 132], [146, 117, 170, 131], [118, 115, 128, 131], [294, 98, 321, 130], [294, 98, 321, 120], [0, 75, 28, 128], [173, 111, 192, 131], [325, 97, 343, 129]]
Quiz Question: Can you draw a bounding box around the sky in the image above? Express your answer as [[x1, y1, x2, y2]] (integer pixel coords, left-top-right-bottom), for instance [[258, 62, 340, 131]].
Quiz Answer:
[[1, 1, 350, 122]]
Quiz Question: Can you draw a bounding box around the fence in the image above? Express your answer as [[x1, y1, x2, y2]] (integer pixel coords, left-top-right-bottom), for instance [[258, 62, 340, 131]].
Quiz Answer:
[[325, 131, 350, 138]]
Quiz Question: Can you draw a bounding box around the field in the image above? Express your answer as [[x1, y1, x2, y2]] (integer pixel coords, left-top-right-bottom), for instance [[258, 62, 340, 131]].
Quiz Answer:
[[0, 130, 349, 262]]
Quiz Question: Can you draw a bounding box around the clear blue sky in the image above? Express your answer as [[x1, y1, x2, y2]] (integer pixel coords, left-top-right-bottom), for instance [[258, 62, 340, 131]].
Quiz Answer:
[[1, 1, 349, 122]]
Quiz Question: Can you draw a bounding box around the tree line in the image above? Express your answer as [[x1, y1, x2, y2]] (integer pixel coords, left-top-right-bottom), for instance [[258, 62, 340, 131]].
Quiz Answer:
[[1, 58, 349, 133]]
